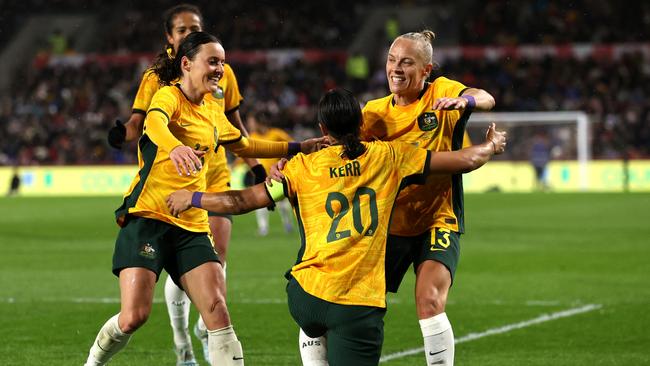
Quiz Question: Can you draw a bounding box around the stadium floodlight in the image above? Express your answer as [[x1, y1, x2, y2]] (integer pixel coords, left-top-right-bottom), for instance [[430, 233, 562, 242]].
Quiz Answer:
[[469, 111, 591, 190]]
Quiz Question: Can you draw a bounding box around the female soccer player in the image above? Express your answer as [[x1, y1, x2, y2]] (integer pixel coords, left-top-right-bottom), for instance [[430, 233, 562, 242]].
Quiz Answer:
[[290, 30, 497, 366], [84, 31, 323, 366], [362, 30, 496, 365], [165, 88, 505, 366], [106, 5, 265, 364]]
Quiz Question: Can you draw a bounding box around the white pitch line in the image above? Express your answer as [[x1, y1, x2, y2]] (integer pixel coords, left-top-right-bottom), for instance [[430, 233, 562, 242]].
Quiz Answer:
[[379, 303, 602, 363]]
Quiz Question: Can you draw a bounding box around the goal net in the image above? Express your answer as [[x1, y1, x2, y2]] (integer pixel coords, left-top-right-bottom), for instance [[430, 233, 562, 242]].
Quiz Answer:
[[464, 111, 591, 192]]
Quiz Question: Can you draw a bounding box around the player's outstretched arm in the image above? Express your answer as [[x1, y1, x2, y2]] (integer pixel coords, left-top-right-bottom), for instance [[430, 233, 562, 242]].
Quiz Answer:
[[433, 88, 496, 111], [428, 123, 506, 174], [167, 184, 273, 217], [225, 136, 329, 158]]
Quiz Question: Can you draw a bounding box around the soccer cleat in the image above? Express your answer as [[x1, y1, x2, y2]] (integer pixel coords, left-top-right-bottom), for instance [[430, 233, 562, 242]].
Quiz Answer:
[[175, 345, 199, 366], [193, 322, 210, 363]]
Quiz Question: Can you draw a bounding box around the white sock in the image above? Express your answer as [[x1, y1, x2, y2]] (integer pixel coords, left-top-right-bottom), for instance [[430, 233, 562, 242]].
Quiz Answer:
[[420, 313, 454, 365], [299, 329, 328, 366], [84, 314, 132, 366], [208, 325, 244, 365], [278, 199, 293, 229], [255, 208, 269, 235], [164, 275, 192, 348]]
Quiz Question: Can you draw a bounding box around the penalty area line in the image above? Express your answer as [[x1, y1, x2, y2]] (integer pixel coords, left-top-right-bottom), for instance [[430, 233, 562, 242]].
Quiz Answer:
[[379, 303, 602, 363]]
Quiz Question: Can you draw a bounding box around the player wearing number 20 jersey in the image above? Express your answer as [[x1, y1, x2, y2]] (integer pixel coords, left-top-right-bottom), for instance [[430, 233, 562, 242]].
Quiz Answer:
[[282, 141, 430, 308]]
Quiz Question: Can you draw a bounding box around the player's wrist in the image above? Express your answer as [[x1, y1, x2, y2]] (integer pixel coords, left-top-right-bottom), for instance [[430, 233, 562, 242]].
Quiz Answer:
[[251, 164, 267, 185], [461, 95, 476, 110], [191, 192, 204, 208], [288, 142, 301, 155], [107, 119, 127, 149]]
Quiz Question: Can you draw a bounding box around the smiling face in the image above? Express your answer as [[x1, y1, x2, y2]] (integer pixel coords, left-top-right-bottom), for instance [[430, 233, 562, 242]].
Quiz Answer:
[[182, 42, 225, 96], [166, 11, 202, 54], [385, 37, 433, 97]]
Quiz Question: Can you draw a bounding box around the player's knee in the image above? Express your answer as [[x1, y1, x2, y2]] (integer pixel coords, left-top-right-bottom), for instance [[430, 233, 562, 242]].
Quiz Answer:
[[202, 293, 230, 328], [416, 286, 446, 318], [119, 308, 151, 332]]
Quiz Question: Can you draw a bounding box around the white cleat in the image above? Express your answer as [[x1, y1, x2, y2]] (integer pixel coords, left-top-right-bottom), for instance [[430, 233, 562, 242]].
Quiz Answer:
[[175, 345, 199, 366]]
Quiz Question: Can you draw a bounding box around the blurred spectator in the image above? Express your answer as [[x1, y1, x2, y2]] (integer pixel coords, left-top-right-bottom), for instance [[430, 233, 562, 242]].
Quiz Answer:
[[530, 132, 551, 191], [7, 166, 21, 196], [460, 0, 650, 45], [346, 52, 370, 94], [48, 29, 68, 55]]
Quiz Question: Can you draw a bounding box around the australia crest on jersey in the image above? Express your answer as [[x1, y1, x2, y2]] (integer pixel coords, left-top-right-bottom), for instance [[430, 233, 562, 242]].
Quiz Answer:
[[417, 112, 438, 131], [139, 243, 156, 259], [212, 86, 225, 99]]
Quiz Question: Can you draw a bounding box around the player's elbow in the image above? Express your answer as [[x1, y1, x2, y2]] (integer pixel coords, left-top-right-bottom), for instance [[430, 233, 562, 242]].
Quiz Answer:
[[462, 154, 487, 173], [485, 94, 496, 110], [475, 89, 496, 111]]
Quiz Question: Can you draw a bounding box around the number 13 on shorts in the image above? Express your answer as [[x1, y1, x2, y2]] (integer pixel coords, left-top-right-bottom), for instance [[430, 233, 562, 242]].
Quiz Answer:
[[430, 228, 451, 252]]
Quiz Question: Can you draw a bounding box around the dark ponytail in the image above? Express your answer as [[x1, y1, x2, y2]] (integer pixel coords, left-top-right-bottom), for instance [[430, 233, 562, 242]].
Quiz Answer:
[[151, 31, 220, 86], [317, 88, 366, 160]]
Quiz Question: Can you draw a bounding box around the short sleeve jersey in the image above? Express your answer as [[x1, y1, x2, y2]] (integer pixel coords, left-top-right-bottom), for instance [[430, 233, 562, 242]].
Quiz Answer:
[[361, 76, 469, 235], [250, 127, 293, 172], [283, 141, 430, 308], [115, 85, 242, 232]]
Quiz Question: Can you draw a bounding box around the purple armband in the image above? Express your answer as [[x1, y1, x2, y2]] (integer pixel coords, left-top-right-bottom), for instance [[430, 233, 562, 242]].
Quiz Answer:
[[191, 192, 204, 208], [288, 142, 301, 155], [462, 95, 476, 110]]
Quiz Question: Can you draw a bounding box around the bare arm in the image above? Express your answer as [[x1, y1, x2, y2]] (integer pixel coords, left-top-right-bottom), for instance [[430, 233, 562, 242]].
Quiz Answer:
[[460, 87, 495, 111], [432, 87, 496, 111], [428, 123, 506, 174], [123, 113, 145, 142], [167, 184, 273, 216]]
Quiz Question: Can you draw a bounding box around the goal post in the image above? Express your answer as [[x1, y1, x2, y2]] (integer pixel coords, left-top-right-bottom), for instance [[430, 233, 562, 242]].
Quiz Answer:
[[467, 111, 591, 191]]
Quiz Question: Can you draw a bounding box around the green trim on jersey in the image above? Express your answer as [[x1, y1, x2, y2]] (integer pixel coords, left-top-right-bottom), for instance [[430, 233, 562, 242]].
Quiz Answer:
[[115, 135, 158, 220], [285, 194, 307, 280], [450, 109, 471, 233]]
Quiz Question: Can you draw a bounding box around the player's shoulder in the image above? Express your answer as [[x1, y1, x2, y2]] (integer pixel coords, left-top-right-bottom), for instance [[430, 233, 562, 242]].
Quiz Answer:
[[141, 67, 160, 82], [151, 85, 182, 105], [223, 63, 235, 76], [430, 76, 466, 97], [363, 94, 393, 112], [155, 84, 179, 96]]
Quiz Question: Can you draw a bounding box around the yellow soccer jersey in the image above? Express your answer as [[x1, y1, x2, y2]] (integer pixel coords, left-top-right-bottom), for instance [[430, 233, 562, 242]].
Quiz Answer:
[[250, 128, 293, 172], [361, 76, 469, 236], [283, 141, 430, 308], [116, 85, 242, 232], [205, 146, 231, 193], [131, 64, 243, 194]]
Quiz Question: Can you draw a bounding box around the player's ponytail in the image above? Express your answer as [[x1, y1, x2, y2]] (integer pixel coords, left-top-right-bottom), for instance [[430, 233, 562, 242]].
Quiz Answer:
[[317, 88, 366, 160], [152, 31, 221, 86]]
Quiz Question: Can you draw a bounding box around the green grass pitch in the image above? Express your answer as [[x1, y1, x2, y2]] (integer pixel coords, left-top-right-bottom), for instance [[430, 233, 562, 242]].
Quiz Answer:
[[1, 193, 649, 365]]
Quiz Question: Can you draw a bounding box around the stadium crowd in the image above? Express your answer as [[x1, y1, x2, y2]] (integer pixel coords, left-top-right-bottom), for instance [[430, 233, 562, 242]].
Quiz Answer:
[[1, 0, 649, 165], [2, 49, 648, 165]]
